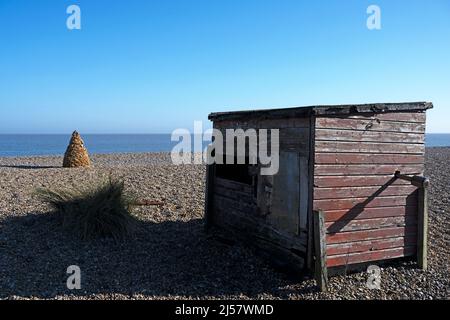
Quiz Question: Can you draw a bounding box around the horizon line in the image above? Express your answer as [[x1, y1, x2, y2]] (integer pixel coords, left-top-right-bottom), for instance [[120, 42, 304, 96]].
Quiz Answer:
[[1, 132, 450, 135]]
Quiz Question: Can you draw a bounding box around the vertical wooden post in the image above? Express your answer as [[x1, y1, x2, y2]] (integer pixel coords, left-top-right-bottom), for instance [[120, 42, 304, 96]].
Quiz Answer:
[[417, 182, 429, 270], [306, 115, 316, 271], [204, 159, 216, 231], [394, 172, 429, 270], [314, 209, 328, 291]]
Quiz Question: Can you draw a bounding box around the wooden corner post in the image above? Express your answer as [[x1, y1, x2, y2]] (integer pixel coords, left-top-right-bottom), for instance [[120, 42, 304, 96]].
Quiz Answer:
[[314, 209, 328, 291], [417, 179, 429, 270], [395, 171, 429, 270], [204, 162, 215, 231]]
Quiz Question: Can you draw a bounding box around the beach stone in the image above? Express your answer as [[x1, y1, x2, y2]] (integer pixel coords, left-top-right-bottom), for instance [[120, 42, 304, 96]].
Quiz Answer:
[[62, 131, 91, 168]]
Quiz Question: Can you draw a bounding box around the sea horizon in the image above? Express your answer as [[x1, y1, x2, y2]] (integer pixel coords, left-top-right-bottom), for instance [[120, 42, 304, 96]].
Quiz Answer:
[[0, 133, 449, 157]]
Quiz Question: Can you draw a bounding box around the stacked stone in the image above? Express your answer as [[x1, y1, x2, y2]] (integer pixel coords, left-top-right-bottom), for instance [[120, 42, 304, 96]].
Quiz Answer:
[[63, 131, 91, 168]]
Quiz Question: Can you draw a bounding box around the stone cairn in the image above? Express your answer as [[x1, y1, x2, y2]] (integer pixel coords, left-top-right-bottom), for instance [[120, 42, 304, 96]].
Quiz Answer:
[[63, 131, 91, 168]]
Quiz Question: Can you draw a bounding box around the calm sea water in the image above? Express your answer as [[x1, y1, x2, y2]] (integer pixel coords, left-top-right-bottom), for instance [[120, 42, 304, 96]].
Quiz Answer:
[[0, 134, 448, 157], [0, 134, 210, 157]]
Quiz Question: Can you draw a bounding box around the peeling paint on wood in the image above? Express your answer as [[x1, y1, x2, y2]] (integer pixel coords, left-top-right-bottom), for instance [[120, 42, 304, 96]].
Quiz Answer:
[[207, 102, 430, 272], [314, 164, 423, 176], [316, 117, 426, 133]]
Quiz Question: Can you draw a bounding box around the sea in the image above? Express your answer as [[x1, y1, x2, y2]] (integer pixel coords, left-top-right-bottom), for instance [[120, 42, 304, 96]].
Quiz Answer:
[[0, 134, 449, 157]]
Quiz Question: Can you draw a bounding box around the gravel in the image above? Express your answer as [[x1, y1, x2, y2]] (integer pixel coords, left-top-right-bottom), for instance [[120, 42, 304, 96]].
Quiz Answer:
[[0, 149, 448, 300]]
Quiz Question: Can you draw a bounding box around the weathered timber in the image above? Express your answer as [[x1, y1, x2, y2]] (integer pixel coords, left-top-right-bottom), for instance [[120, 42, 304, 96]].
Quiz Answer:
[[314, 195, 418, 211], [314, 210, 328, 292], [213, 117, 310, 129], [306, 114, 316, 271], [312, 102, 432, 116], [215, 177, 253, 193], [394, 172, 429, 270], [327, 226, 417, 244], [299, 156, 309, 233], [214, 206, 306, 249], [324, 206, 418, 222], [213, 206, 307, 271], [208, 102, 432, 121], [345, 112, 426, 123], [326, 236, 417, 256], [315, 153, 424, 165], [316, 117, 425, 133], [215, 127, 310, 155], [417, 182, 429, 270], [395, 172, 430, 188], [314, 185, 418, 200], [314, 164, 423, 176], [314, 175, 410, 188], [214, 185, 255, 203], [213, 195, 257, 216], [325, 216, 416, 233], [279, 128, 310, 152], [315, 129, 424, 143], [327, 246, 416, 267], [204, 163, 215, 230], [315, 141, 425, 154], [269, 152, 301, 235], [208, 102, 431, 271]]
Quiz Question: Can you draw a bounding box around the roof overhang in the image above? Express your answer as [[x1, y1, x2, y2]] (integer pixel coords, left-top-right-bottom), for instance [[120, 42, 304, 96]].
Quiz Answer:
[[208, 102, 433, 122]]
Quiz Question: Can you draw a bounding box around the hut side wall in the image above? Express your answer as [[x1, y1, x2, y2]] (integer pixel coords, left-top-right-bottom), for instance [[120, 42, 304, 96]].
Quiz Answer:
[[210, 117, 311, 270], [313, 112, 426, 267]]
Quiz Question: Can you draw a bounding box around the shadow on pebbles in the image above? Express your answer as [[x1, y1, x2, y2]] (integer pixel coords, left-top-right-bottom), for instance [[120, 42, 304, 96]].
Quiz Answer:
[[0, 151, 449, 299]]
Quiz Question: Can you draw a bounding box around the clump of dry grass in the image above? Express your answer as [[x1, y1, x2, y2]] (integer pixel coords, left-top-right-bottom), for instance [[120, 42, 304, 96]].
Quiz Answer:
[[35, 177, 138, 241]]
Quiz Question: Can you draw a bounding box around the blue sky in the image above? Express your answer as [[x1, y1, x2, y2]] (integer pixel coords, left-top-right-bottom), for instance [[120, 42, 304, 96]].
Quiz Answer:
[[0, 0, 449, 133]]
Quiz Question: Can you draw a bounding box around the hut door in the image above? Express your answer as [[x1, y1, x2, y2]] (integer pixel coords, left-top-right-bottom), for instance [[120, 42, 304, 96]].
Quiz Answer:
[[269, 151, 308, 238]]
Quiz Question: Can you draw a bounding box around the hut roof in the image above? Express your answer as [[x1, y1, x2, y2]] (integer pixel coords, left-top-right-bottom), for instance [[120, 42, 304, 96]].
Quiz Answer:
[[208, 102, 433, 122]]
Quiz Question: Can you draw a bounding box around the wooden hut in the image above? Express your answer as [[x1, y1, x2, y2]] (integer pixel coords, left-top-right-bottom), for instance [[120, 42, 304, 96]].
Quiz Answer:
[[205, 102, 432, 289]]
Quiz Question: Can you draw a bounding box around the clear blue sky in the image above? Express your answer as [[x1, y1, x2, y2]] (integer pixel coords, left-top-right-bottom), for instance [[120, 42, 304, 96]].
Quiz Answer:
[[0, 0, 449, 133]]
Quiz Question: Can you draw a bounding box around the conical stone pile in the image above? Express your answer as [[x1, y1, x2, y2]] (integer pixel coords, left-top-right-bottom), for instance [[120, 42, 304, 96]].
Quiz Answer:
[[63, 131, 91, 168]]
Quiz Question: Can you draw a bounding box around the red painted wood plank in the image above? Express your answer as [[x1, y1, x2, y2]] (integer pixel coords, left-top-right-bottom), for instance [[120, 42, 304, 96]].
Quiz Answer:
[[314, 195, 418, 211], [327, 246, 416, 267], [316, 117, 425, 133], [315, 153, 424, 165], [314, 185, 418, 200], [325, 216, 416, 233], [324, 206, 417, 222], [346, 112, 426, 123], [315, 141, 424, 154], [326, 226, 417, 244], [314, 175, 411, 188], [315, 129, 424, 143], [314, 164, 423, 176], [326, 236, 417, 256]]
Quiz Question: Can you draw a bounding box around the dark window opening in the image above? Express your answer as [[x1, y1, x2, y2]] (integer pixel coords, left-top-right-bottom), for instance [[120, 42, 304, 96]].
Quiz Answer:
[[215, 155, 259, 186], [216, 163, 253, 185]]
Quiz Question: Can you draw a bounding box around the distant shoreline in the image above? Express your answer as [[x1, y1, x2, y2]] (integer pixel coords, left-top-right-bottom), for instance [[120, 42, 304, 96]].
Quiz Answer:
[[0, 147, 449, 161], [0, 134, 449, 157], [0, 151, 171, 159]]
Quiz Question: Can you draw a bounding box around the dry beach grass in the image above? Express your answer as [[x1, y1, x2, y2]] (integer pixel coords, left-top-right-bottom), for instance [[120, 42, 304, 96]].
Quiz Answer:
[[0, 150, 448, 300]]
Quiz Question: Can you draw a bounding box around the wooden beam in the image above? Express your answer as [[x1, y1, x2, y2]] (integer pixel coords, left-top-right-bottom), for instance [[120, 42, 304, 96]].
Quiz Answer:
[[394, 171, 429, 270], [417, 183, 428, 270], [395, 171, 430, 188], [306, 115, 316, 271], [314, 210, 328, 292], [204, 163, 215, 231]]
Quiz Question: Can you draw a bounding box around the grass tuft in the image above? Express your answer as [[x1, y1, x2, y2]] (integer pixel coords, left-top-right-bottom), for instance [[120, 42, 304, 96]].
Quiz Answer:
[[35, 177, 138, 242]]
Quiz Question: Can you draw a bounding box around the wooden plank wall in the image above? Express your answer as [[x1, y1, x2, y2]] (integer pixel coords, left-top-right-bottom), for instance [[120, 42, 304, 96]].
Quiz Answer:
[[210, 117, 311, 270], [313, 112, 426, 267]]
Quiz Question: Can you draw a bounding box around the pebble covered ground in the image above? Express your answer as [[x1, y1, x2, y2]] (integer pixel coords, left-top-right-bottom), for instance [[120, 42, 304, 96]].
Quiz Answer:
[[0, 150, 448, 300]]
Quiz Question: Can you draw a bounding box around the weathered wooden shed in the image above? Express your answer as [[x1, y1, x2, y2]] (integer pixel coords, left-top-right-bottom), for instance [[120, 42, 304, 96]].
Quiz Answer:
[[205, 102, 432, 288]]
